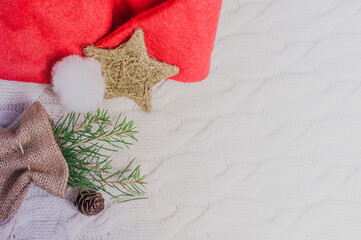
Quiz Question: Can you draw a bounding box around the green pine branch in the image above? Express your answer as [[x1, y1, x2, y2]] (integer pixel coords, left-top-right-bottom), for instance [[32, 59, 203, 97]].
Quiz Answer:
[[52, 109, 146, 201]]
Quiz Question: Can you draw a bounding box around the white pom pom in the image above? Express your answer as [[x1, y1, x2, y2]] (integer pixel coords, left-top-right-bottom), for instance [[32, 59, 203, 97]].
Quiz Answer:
[[52, 55, 105, 113]]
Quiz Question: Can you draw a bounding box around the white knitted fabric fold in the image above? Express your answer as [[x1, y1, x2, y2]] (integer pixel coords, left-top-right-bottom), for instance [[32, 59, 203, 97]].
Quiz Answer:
[[2, 0, 361, 239]]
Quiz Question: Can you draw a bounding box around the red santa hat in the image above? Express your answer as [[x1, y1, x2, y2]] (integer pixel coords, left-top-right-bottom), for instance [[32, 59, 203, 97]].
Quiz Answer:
[[0, 0, 222, 112]]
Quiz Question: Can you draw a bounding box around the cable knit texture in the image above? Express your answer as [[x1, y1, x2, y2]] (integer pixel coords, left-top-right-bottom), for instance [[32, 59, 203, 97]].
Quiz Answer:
[[1, 0, 361, 239]]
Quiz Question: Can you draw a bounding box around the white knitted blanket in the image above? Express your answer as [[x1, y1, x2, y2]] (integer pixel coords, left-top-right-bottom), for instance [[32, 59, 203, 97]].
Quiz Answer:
[[1, 0, 361, 239]]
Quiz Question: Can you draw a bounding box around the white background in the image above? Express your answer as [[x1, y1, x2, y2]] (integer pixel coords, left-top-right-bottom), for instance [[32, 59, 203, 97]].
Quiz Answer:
[[1, 0, 361, 239]]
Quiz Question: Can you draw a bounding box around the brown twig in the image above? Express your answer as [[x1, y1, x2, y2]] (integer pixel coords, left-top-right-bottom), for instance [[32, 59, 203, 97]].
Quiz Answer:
[[80, 164, 107, 172], [86, 178, 142, 185], [58, 117, 104, 137], [70, 129, 133, 148]]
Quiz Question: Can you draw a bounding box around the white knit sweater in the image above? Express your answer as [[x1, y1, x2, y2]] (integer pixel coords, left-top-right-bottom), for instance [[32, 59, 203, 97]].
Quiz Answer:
[[2, 0, 361, 239]]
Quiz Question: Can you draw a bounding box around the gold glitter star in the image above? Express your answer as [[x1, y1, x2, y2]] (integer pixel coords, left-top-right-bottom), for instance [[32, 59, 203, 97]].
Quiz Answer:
[[84, 29, 179, 112]]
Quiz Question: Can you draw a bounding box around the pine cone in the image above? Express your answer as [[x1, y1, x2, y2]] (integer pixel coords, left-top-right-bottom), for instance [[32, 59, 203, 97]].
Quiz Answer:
[[75, 190, 105, 216]]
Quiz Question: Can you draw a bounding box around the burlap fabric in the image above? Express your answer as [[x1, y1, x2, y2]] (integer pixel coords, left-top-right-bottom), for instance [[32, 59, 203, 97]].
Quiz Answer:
[[0, 102, 69, 222]]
